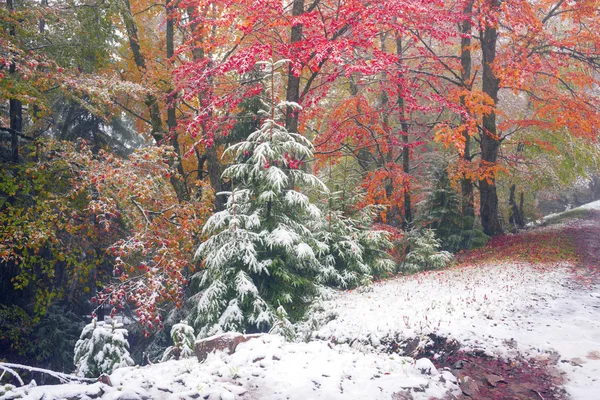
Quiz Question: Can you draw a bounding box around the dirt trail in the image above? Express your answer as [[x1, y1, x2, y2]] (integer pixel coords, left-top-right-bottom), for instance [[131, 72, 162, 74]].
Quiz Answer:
[[568, 209, 600, 280], [433, 210, 600, 400]]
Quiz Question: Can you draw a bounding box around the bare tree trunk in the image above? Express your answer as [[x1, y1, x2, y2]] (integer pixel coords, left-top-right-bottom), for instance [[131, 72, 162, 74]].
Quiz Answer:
[[186, 6, 225, 210], [508, 184, 524, 230], [519, 191, 524, 220], [285, 0, 304, 133], [479, 0, 503, 236], [7, 0, 22, 163], [166, 0, 189, 201], [460, 1, 475, 222], [396, 35, 412, 228], [119, 0, 190, 201], [378, 35, 401, 227], [119, 0, 164, 143]]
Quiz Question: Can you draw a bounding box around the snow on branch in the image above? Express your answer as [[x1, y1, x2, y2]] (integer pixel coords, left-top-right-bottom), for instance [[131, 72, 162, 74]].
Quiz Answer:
[[0, 362, 97, 385]]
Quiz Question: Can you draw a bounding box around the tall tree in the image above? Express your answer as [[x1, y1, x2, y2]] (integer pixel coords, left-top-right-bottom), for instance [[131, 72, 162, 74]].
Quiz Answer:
[[478, 0, 503, 236], [6, 0, 23, 162], [460, 1, 475, 222]]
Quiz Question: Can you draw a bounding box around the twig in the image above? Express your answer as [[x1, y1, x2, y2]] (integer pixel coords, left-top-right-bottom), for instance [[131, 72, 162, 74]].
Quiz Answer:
[[0, 362, 96, 384], [532, 389, 545, 400], [0, 364, 24, 386]]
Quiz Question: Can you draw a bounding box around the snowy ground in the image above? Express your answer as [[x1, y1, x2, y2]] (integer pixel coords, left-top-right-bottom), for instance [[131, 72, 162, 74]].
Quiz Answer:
[[315, 261, 600, 399], [1, 335, 460, 399], [3, 201, 600, 400]]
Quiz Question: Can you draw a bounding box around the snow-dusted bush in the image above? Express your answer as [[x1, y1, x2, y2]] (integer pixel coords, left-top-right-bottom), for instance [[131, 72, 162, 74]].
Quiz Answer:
[[191, 59, 330, 339], [312, 200, 395, 288], [73, 318, 134, 377], [400, 229, 453, 272], [161, 321, 196, 361]]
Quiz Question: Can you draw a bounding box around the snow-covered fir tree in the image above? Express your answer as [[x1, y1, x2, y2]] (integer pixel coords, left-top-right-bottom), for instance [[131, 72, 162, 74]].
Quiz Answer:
[[400, 229, 454, 272], [73, 318, 134, 377], [161, 321, 196, 361], [191, 59, 330, 338], [312, 191, 395, 288], [418, 166, 488, 252]]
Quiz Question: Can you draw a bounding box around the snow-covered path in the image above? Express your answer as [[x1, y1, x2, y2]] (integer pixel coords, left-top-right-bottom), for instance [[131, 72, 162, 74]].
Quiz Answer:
[[315, 220, 600, 399]]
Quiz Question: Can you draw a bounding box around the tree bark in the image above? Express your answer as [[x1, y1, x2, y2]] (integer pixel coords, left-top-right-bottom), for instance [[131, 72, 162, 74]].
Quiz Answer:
[[7, 0, 22, 163], [460, 1, 475, 222], [396, 35, 412, 228], [166, 0, 189, 201], [378, 36, 401, 226], [508, 184, 524, 230], [285, 0, 304, 133], [186, 6, 225, 210], [119, 0, 164, 143], [479, 0, 503, 236]]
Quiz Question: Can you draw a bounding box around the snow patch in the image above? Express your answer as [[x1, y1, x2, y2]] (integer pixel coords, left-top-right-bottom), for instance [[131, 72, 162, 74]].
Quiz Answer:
[[315, 262, 600, 399]]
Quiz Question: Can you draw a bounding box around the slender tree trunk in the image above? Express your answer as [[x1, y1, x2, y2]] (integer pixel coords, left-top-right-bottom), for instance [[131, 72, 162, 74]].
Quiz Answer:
[[396, 35, 412, 228], [508, 184, 524, 230], [378, 35, 401, 226], [7, 0, 22, 163], [166, 0, 189, 201], [479, 0, 503, 236], [285, 0, 304, 133], [120, 0, 190, 201], [460, 1, 475, 222], [119, 0, 164, 142], [186, 6, 225, 210], [518, 192, 524, 221]]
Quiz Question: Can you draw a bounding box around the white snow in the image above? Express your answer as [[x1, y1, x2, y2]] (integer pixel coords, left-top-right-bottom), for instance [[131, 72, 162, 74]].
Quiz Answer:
[[4, 203, 600, 399], [578, 199, 600, 210], [315, 261, 600, 400], [1, 336, 459, 400], [531, 199, 600, 226]]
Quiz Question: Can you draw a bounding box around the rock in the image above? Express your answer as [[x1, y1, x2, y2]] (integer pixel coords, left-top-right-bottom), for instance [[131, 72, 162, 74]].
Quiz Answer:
[[484, 374, 506, 388], [459, 376, 479, 397], [98, 374, 112, 387], [569, 357, 585, 366], [195, 332, 263, 362], [391, 391, 412, 400], [112, 389, 143, 400], [403, 337, 421, 356], [415, 358, 438, 375], [586, 350, 600, 360]]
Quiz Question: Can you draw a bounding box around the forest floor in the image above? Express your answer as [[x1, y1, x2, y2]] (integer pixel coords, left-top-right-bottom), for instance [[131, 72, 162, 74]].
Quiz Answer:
[[2, 203, 599, 400], [315, 201, 600, 399]]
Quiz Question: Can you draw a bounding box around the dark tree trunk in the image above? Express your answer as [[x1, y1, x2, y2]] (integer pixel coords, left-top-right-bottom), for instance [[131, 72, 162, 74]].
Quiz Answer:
[[590, 175, 600, 200], [519, 191, 524, 222], [186, 7, 225, 210], [396, 36, 412, 228], [460, 1, 475, 221], [166, 0, 189, 201], [479, 0, 503, 236], [285, 0, 304, 133], [7, 0, 22, 163], [9, 99, 22, 163], [206, 145, 225, 210], [508, 184, 524, 230], [119, 0, 164, 142], [379, 36, 402, 226]]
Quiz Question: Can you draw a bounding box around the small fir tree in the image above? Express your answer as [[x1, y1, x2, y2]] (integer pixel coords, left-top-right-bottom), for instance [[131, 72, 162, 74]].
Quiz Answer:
[[419, 166, 488, 252], [400, 228, 454, 272], [192, 59, 330, 338], [313, 192, 396, 287], [161, 321, 196, 361], [73, 318, 134, 377]]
